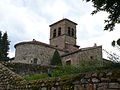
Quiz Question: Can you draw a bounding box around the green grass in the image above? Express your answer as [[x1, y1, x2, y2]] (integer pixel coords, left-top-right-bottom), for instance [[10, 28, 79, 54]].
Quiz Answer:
[[24, 60, 120, 80], [24, 73, 49, 80]]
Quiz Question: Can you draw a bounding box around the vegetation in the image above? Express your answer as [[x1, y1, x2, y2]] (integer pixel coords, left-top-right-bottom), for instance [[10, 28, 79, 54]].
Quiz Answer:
[[84, 0, 120, 31], [0, 31, 10, 61], [112, 38, 120, 49], [24, 73, 49, 80], [111, 39, 120, 60], [24, 60, 120, 80], [84, 0, 120, 60], [50, 50, 62, 66]]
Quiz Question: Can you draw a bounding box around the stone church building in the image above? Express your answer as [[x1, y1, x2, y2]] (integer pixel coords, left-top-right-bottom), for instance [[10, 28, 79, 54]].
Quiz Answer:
[[14, 18, 102, 65]]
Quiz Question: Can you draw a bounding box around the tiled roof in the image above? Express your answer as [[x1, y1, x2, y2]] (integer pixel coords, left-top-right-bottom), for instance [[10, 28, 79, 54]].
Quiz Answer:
[[49, 18, 77, 27], [14, 40, 67, 52]]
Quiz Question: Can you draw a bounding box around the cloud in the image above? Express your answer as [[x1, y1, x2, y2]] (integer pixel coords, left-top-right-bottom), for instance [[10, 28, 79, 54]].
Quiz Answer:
[[0, 0, 50, 56], [0, 0, 120, 59], [40, 0, 70, 21]]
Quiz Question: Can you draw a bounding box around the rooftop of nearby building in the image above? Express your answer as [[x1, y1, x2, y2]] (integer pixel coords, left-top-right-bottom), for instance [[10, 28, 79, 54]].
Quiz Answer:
[[61, 45, 102, 57]]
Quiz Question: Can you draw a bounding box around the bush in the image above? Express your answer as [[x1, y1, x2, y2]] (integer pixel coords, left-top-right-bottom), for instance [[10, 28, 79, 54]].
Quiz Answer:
[[51, 65, 99, 77], [50, 50, 62, 66], [24, 60, 120, 80]]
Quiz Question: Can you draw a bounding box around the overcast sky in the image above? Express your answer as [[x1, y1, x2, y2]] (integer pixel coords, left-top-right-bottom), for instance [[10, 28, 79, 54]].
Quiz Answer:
[[0, 0, 120, 59]]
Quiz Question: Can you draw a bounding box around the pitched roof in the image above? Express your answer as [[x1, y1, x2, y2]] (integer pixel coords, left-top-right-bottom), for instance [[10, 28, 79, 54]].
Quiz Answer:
[[14, 40, 67, 52], [49, 18, 77, 27], [61, 46, 102, 57]]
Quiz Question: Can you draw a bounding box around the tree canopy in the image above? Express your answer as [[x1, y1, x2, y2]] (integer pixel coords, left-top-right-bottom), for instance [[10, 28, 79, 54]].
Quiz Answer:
[[85, 0, 120, 31], [0, 31, 10, 61], [112, 38, 120, 50], [50, 50, 62, 66]]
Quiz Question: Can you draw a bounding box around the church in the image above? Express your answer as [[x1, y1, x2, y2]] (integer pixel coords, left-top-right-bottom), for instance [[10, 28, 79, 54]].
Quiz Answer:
[[14, 18, 102, 65]]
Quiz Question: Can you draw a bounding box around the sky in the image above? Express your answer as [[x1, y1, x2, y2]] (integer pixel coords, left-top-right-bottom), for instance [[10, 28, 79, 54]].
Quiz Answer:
[[0, 0, 120, 59]]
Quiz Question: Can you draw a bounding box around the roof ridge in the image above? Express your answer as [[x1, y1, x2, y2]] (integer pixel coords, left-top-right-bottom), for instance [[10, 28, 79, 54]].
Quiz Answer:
[[14, 40, 67, 52]]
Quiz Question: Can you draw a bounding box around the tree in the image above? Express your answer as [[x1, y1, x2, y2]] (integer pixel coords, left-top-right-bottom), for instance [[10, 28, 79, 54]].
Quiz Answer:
[[0, 31, 10, 61], [50, 50, 62, 66], [0, 31, 3, 60], [112, 38, 120, 50], [84, 0, 120, 31]]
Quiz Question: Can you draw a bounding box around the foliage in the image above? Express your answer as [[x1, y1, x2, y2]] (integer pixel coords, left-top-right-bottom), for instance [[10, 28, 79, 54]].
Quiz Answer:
[[24, 60, 120, 80], [84, 0, 120, 31], [0, 31, 10, 61], [0, 31, 3, 60], [107, 52, 120, 62], [111, 39, 120, 53], [51, 60, 103, 77], [24, 64, 100, 80], [24, 73, 49, 80], [50, 50, 62, 66], [110, 38, 120, 62], [111, 39, 120, 61], [2, 32, 10, 61]]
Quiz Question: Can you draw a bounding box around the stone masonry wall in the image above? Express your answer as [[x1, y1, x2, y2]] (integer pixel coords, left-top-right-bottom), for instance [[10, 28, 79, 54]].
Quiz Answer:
[[14, 43, 65, 65], [0, 62, 120, 90], [1, 62, 56, 76], [0, 63, 24, 90], [62, 46, 102, 65], [50, 19, 77, 50]]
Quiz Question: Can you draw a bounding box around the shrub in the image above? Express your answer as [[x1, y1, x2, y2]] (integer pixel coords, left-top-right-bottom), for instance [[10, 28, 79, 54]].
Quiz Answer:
[[50, 50, 62, 66]]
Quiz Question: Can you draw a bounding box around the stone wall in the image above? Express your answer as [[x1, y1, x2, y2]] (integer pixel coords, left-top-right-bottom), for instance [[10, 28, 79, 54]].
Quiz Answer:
[[0, 62, 120, 90], [1, 62, 56, 76], [62, 46, 102, 65], [0, 62, 24, 90], [50, 18, 77, 50], [14, 41, 65, 65]]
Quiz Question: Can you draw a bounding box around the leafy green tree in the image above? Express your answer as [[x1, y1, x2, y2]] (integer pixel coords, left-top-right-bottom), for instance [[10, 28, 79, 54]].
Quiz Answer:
[[2, 32, 10, 61], [50, 50, 62, 66], [84, 0, 120, 31], [112, 38, 120, 50]]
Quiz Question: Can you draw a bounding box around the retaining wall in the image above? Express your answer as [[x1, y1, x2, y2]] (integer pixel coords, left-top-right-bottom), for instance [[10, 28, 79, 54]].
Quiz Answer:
[[0, 62, 120, 90]]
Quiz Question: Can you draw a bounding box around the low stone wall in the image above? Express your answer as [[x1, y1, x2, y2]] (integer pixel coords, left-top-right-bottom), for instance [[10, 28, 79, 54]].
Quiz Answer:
[[0, 62, 24, 90], [0, 62, 120, 90], [25, 70, 120, 90], [1, 62, 56, 76]]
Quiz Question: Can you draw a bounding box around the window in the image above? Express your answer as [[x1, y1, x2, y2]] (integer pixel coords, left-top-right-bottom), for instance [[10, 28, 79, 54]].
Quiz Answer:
[[33, 58, 38, 64], [72, 28, 74, 36], [90, 56, 93, 59], [53, 29, 56, 38], [66, 60, 71, 65], [58, 27, 61, 36], [68, 27, 70, 36]]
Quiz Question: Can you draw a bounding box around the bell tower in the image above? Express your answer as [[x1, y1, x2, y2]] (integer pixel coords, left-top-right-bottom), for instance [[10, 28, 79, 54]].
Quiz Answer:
[[49, 18, 78, 50]]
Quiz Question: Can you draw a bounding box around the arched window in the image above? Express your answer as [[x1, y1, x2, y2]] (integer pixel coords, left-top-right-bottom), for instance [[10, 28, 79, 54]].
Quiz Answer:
[[58, 27, 61, 36], [53, 29, 56, 38], [72, 28, 74, 36], [68, 27, 70, 36]]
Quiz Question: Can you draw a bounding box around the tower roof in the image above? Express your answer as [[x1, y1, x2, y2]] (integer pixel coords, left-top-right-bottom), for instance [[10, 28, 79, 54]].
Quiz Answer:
[[49, 18, 77, 27]]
